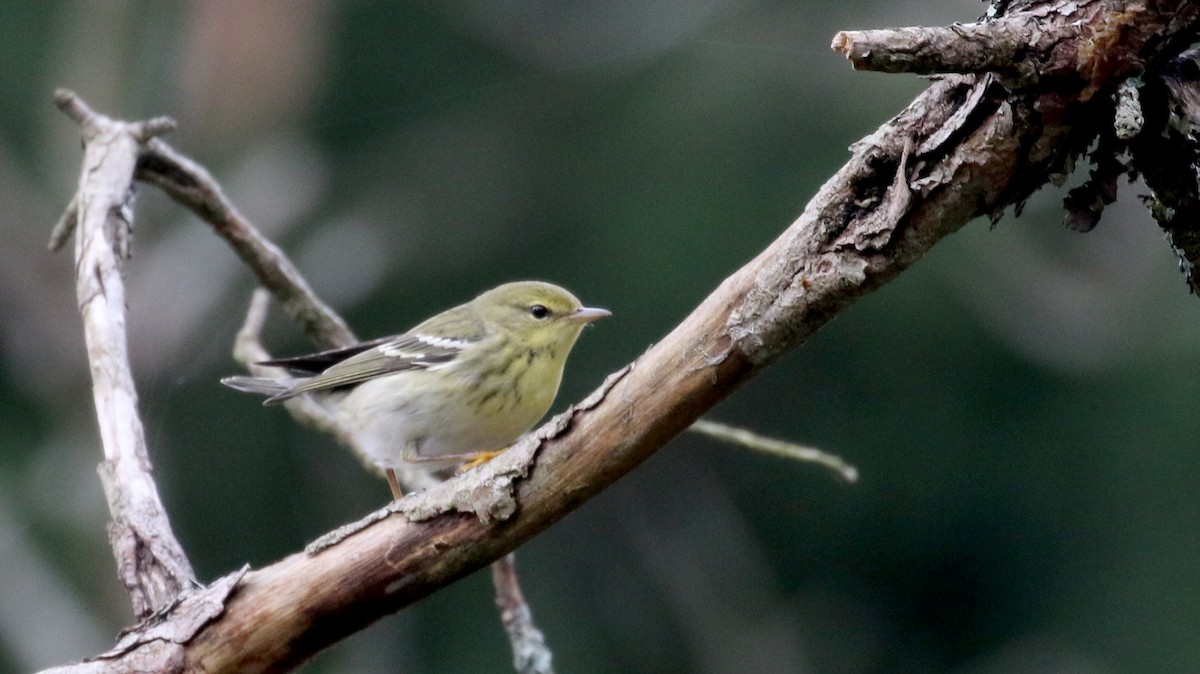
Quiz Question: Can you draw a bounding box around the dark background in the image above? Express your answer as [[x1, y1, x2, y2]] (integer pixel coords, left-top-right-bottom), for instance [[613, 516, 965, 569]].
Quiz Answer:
[[2, 2, 1197, 672]]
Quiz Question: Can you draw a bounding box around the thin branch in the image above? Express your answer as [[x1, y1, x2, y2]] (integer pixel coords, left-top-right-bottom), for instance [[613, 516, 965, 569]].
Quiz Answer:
[[687, 420, 858, 483], [53, 89, 98, 126], [47, 193, 78, 251], [130, 116, 177, 141], [51, 89, 195, 618], [492, 554, 554, 674], [134, 140, 356, 350]]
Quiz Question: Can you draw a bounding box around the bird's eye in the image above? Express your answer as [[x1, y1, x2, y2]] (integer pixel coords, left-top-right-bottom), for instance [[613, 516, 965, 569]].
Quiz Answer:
[[529, 304, 550, 319]]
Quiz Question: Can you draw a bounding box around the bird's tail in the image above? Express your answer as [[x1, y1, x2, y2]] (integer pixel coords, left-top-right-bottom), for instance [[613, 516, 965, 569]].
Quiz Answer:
[[221, 376, 295, 404]]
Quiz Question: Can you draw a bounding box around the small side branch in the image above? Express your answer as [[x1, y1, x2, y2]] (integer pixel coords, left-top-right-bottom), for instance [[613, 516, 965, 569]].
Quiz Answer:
[[688, 420, 858, 483], [135, 139, 356, 350], [833, 22, 1032, 75], [832, 13, 1084, 84], [52, 89, 194, 617], [492, 554, 554, 674], [47, 194, 78, 251]]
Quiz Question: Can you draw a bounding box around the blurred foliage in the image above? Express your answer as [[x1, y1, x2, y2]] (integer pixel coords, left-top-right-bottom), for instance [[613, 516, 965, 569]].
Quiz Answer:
[[1, 1, 1198, 673]]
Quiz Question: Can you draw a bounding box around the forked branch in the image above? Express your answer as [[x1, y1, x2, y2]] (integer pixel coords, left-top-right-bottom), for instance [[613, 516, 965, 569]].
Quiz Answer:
[[51, 90, 194, 620]]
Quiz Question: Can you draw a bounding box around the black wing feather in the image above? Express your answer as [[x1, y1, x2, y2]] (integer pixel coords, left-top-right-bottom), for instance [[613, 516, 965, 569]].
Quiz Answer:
[[258, 336, 393, 374]]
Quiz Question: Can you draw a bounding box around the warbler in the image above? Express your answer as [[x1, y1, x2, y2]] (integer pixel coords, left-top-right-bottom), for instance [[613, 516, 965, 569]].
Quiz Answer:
[[222, 281, 609, 493]]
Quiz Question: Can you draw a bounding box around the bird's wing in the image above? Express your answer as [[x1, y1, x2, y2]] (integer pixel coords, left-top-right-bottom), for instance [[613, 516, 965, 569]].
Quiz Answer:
[[268, 332, 472, 400], [259, 336, 394, 374]]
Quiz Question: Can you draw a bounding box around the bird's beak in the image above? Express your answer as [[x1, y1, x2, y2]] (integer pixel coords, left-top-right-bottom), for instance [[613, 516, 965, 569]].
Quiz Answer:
[[569, 306, 611, 324]]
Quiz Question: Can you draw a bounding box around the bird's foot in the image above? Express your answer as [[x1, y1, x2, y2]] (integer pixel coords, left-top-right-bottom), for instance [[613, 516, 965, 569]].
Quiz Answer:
[[456, 449, 506, 473]]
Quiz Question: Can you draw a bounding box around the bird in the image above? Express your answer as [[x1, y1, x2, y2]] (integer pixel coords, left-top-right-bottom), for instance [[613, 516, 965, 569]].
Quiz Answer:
[[222, 281, 610, 497]]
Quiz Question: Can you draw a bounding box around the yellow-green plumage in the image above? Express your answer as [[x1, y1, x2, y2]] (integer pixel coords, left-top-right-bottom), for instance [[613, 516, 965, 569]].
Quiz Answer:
[[222, 281, 609, 472]]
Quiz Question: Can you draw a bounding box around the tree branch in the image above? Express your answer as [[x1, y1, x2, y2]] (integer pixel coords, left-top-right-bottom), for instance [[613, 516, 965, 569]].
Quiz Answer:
[[687, 420, 857, 483], [134, 140, 355, 350], [43, 1, 1200, 671], [51, 89, 195, 620], [832, 3, 1174, 97], [163, 68, 1002, 668], [832, 14, 1078, 81], [492, 554, 554, 674]]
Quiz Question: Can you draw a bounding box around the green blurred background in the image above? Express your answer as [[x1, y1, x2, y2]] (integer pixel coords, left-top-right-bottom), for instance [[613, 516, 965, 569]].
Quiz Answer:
[[3, 1, 1198, 672]]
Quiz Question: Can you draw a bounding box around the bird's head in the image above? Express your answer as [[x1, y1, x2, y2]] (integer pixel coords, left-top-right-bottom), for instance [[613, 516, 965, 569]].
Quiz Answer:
[[472, 281, 610, 353]]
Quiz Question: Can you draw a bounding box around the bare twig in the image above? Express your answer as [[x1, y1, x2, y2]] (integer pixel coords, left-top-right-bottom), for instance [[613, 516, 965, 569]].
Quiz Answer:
[[47, 194, 78, 251], [51, 89, 195, 618], [688, 420, 858, 483], [831, 15, 1075, 81], [135, 140, 356, 350], [831, 2, 1150, 95], [492, 554, 554, 674]]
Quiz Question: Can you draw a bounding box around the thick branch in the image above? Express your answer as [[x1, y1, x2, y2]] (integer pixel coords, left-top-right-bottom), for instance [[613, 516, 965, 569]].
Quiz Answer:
[[157, 79, 964, 671], [52, 90, 195, 618], [153, 77, 1020, 672]]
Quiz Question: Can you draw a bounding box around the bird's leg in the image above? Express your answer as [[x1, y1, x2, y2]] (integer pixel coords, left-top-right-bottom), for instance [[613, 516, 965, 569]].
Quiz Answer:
[[385, 468, 403, 500]]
